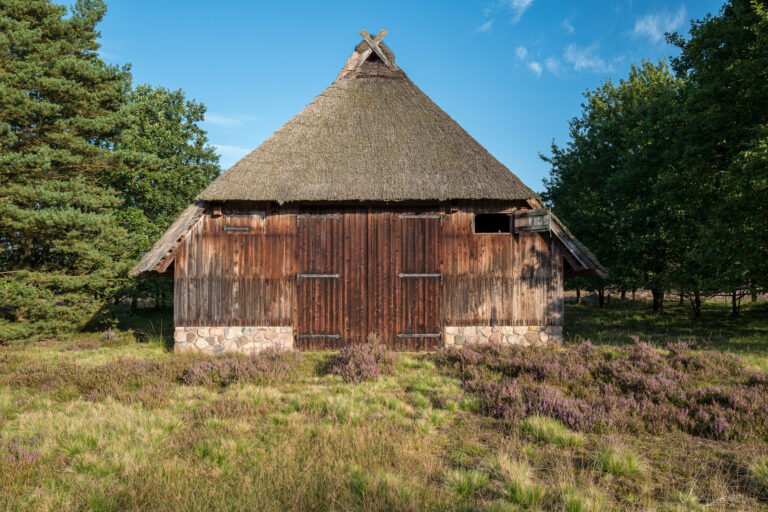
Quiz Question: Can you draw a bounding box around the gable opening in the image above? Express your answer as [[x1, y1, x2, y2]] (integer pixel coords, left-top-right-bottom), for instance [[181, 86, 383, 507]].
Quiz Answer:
[[474, 213, 511, 234]]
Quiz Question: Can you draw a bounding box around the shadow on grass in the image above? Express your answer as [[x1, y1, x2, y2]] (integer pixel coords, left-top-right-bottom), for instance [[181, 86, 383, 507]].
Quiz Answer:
[[82, 304, 175, 351], [565, 299, 768, 359]]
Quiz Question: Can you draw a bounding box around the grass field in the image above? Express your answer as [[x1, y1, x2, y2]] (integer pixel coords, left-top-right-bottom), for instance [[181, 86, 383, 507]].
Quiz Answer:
[[1, 300, 767, 511]]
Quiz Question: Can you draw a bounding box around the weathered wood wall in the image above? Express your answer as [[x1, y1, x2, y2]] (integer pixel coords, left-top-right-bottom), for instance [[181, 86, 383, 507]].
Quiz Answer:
[[173, 202, 564, 350]]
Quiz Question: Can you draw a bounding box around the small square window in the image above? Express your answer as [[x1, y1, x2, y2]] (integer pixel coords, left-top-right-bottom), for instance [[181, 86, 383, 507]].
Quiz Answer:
[[474, 213, 511, 234]]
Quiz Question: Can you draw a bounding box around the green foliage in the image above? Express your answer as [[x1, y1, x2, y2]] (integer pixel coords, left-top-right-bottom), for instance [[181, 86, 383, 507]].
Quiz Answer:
[[596, 444, 644, 478], [544, 0, 768, 313], [519, 415, 586, 448], [488, 453, 545, 509], [542, 61, 682, 307], [444, 468, 491, 497], [0, 1, 219, 340], [0, 0, 131, 341], [111, 84, 220, 307], [114, 85, 220, 251], [751, 456, 768, 494], [666, 0, 768, 303]]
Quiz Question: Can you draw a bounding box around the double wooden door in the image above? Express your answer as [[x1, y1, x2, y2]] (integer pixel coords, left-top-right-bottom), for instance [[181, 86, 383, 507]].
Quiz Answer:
[[296, 211, 442, 350]]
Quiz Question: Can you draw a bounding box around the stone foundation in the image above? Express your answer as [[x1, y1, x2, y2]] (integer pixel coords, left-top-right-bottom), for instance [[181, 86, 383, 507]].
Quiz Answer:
[[173, 326, 293, 354], [444, 325, 562, 347]]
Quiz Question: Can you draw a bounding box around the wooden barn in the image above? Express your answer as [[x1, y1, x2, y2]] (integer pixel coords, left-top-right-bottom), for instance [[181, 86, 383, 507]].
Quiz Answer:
[[131, 31, 604, 353]]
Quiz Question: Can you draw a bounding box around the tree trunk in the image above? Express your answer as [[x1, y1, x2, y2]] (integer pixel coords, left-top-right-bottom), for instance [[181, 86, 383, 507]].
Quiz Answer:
[[576, 289, 581, 304], [131, 295, 138, 313], [751, 287, 758, 302], [652, 288, 664, 314], [679, 290, 684, 305], [620, 290, 626, 301], [732, 291, 739, 316], [689, 289, 702, 318], [598, 287, 605, 309], [632, 289, 636, 301]]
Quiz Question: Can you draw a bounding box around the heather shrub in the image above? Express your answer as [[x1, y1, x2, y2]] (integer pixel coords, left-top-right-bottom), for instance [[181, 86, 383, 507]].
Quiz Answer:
[[2, 436, 42, 466], [330, 338, 396, 383], [464, 377, 598, 431], [182, 397, 268, 422], [59, 340, 102, 352], [433, 340, 768, 440], [181, 348, 303, 387], [4, 357, 186, 407], [3, 350, 302, 405]]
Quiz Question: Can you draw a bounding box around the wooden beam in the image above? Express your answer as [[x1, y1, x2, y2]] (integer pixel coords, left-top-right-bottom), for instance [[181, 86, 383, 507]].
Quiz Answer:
[[550, 222, 590, 270], [358, 29, 398, 71]]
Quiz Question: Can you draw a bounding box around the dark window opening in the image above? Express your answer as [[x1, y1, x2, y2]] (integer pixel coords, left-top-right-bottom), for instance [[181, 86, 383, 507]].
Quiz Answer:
[[474, 213, 511, 234]]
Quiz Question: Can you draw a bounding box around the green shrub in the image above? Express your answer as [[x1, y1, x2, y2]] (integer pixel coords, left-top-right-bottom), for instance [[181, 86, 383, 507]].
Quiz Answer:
[[751, 457, 768, 495], [559, 485, 612, 512], [444, 469, 491, 498], [519, 415, 585, 448], [596, 444, 644, 477], [489, 453, 545, 509]]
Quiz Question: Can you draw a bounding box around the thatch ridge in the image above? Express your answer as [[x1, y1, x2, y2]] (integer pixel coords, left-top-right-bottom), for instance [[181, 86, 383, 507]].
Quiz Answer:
[[197, 40, 535, 204]]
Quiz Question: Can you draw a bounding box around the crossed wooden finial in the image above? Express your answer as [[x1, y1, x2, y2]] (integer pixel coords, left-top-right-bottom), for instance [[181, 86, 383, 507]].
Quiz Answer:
[[357, 29, 399, 71]]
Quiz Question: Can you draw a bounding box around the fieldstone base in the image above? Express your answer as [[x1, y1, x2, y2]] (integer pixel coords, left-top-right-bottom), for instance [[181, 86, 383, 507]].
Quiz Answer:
[[174, 326, 293, 354], [444, 325, 562, 347]]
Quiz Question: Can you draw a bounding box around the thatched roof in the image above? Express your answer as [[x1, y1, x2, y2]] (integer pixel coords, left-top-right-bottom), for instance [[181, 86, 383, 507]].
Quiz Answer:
[[131, 32, 605, 279], [197, 32, 535, 203]]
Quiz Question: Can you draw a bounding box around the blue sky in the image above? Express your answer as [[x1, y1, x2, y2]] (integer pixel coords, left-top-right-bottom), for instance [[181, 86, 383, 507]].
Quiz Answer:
[[66, 0, 724, 192]]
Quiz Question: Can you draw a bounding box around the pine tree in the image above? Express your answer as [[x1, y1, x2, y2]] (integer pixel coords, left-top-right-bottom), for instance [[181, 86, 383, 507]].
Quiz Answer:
[[0, 0, 131, 340]]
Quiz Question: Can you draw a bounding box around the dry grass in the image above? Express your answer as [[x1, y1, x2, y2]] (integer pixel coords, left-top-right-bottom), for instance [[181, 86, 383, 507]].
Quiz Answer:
[[1, 301, 767, 510]]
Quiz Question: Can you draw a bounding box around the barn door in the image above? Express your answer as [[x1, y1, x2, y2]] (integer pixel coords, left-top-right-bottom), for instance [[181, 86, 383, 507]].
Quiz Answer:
[[395, 215, 443, 350], [296, 215, 344, 349]]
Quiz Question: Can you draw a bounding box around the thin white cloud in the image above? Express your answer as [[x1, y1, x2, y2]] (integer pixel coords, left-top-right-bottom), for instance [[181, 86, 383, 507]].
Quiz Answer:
[[477, 19, 494, 32], [98, 48, 122, 62], [481, 0, 533, 29], [564, 43, 607, 72], [527, 61, 543, 77], [506, 0, 533, 22], [562, 18, 575, 34], [515, 46, 528, 60], [205, 113, 246, 127], [633, 6, 686, 43], [213, 144, 249, 160], [545, 57, 561, 74]]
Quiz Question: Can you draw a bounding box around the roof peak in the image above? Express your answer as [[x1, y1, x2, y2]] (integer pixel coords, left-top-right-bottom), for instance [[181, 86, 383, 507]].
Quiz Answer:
[[336, 29, 403, 81]]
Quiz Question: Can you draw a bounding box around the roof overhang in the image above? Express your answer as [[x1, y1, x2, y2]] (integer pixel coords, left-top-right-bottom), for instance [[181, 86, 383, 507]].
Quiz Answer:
[[520, 201, 606, 279], [131, 200, 606, 280], [129, 202, 206, 277]]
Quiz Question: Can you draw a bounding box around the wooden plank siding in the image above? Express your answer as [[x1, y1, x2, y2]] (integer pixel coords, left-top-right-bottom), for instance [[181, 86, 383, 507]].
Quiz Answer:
[[173, 202, 564, 350]]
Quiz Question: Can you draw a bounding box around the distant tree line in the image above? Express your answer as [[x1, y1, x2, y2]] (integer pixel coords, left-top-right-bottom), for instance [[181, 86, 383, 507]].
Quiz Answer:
[[0, 0, 220, 340], [543, 0, 768, 316]]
